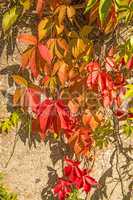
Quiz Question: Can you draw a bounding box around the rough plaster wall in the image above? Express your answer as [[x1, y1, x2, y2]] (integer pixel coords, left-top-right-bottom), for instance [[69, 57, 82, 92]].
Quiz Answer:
[[0, 45, 133, 200]]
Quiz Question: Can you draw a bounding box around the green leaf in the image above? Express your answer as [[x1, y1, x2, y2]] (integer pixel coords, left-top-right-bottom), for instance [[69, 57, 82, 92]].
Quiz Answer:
[[2, 6, 19, 32], [11, 112, 20, 126], [123, 123, 133, 137], [124, 85, 133, 99], [99, 0, 112, 23], [1, 119, 12, 133], [84, 0, 97, 13]]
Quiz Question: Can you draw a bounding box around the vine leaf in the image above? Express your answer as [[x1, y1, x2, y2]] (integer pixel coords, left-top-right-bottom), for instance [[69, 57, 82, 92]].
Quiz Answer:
[[13, 87, 41, 113], [38, 18, 49, 41], [2, 6, 19, 32], [37, 99, 72, 139], [68, 128, 93, 156], [36, 0, 45, 16], [84, 0, 97, 13], [99, 0, 112, 24], [17, 34, 52, 77], [17, 34, 37, 45], [12, 75, 28, 87], [20, 0, 31, 10], [38, 43, 52, 64]]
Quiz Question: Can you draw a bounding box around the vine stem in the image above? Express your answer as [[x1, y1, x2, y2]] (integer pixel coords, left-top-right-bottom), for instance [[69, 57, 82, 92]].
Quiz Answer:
[[4, 125, 19, 168], [113, 113, 125, 198], [85, 193, 89, 200]]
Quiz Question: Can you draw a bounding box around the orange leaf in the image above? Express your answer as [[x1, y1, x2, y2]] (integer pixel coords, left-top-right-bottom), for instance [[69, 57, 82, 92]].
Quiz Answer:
[[82, 111, 99, 131], [17, 34, 37, 45], [68, 128, 93, 156], [36, 0, 45, 16], [28, 48, 39, 78], [57, 62, 69, 85], [12, 75, 28, 87], [21, 48, 33, 68], [13, 88, 25, 106]]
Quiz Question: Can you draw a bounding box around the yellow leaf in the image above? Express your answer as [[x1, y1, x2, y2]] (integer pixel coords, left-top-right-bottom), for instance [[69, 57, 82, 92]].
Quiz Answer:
[[49, 77, 57, 94], [55, 24, 64, 35], [80, 25, 93, 37], [38, 18, 49, 41], [46, 39, 56, 57], [54, 42, 63, 58], [20, 0, 31, 10], [67, 6, 76, 19], [56, 5, 66, 25], [72, 38, 86, 58], [2, 6, 19, 32], [68, 31, 78, 38], [56, 38, 68, 57]]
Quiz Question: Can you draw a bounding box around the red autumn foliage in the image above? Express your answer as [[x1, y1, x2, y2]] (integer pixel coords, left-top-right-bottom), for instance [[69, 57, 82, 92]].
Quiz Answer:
[[53, 158, 97, 200], [1, 0, 133, 199], [37, 99, 72, 139], [53, 179, 72, 200]]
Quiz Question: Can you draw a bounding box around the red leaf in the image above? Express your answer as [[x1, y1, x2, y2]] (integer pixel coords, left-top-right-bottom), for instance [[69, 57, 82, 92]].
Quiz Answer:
[[87, 70, 99, 90], [38, 43, 52, 64], [64, 159, 83, 188], [87, 61, 100, 72], [24, 87, 41, 113], [38, 99, 53, 139], [127, 56, 133, 70], [37, 99, 72, 139], [98, 71, 113, 91], [17, 34, 37, 45], [36, 0, 45, 16], [63, 158, 97, 193], [53, 179, 71, 200], [82, 173, 97, 192], [105, 56, 115, 69], [55, 100, 71, 131]]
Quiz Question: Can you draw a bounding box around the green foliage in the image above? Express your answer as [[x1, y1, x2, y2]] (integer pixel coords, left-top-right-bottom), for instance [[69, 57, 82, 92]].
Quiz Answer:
[[0, 112, 20, 133], [115, 0, 133, 22], [118, 38, 133, 63], [122, 82, 133, 137], [0, 186, 18, 200], [0, 173, 18, 200], [93, 122, 113, 149], [124, 84, 133, 99], [85, 0, 133, 23], [99, 0, 112, 23], [67, 189, 83, 200], [123, 120, 133, 137]]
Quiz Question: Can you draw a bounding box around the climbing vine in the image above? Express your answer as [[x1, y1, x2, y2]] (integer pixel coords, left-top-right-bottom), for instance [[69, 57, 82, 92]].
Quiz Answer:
[[0, 0, 133, 199]]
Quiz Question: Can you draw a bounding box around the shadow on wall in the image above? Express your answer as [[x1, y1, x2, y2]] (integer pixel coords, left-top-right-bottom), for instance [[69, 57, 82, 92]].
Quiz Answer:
[[90, 140, 133, 200]]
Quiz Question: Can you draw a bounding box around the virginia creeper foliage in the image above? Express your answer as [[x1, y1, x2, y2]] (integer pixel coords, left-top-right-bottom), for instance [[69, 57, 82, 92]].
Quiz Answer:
[[0, 0, 133, 199]]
